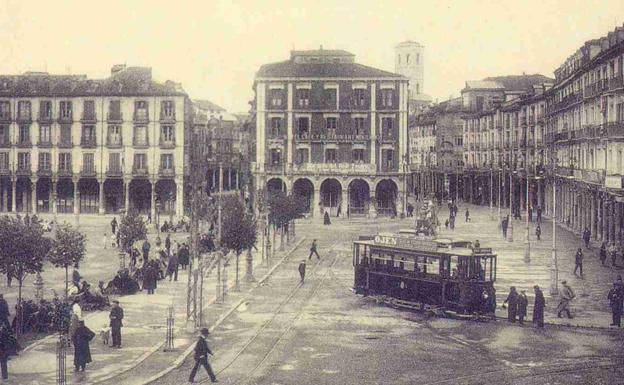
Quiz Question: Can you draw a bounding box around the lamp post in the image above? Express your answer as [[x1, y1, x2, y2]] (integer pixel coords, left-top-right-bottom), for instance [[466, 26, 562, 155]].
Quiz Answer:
[[34, 272, 44, 301], [489, 161, 493, 220], [402, 154, 408, 218], [524, 160, 531, 263], [156, 200, 161, 235], [550, 154, 559, 295]]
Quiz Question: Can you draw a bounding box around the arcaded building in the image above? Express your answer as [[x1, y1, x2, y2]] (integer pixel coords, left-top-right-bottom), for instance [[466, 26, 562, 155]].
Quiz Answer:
[[0, 65, 189, 217], [252, 49, 409, 217]]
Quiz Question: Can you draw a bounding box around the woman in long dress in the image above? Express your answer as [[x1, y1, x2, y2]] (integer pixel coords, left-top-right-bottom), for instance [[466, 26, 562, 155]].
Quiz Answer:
[[68, 299, 82, 345], [72, 320, 95, 372]]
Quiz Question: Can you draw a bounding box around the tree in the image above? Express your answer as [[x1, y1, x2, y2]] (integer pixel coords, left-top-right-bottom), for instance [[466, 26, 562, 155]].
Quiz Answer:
[[220, 196, 257, 287], [0, 215, 50, 333], [267, 192, 307, 248], [118, 212, 148, 252], [47, 224, 86, 299]]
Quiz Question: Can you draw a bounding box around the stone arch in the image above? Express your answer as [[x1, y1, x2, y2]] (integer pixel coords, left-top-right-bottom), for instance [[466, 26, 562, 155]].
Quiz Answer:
[[293, 178, 314, 215], [376, 179, 398, 217], [348, 178, 370, 216], [319, 178, 342, 217], [267, 177, 287, 194]]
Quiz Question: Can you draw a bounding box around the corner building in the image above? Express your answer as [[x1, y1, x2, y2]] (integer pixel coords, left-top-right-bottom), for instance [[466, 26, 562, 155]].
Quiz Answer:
[[252, 49, 409, 217], [0, 65, 189, 218]]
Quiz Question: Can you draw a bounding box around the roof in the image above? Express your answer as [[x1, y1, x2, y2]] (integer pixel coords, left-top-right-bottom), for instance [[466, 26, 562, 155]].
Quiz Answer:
[[193, 99, 226, 112], [396, 40, 423, 47], [464, 80, 505, 90], [256, 61, 404, 79], [483, 74, 554, 92], [0, 66, 187, 97], [290, 49, 354, 57]]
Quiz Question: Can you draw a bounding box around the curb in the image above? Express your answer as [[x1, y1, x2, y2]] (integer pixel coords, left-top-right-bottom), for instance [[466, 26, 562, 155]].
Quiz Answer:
[[136, 236, 306, 385]]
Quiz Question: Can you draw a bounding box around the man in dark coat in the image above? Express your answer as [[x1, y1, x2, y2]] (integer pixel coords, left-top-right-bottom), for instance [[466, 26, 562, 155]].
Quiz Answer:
[[298, 260, 306, 283], [189, 328, 216, 383], [517, 290, 528, 325], [607, 279, 624, 327], [573, 248, 583, 276], [600, 242, 608, 266], [536, 206, 542, 223], [535, 224, 541, 241], [503, 286, 518, 323], [0, 295, 9, 329], [502, 216, 509, 239], [165, 234, 172, 256], [323, 211, 331, 225], [111, 217, 118, 235], [72, 320, 95, 372], [109, 300, 124, 348], [142, 239, 151, 262], [533, 285, 545, 328], [582, 227, 591, 249], [143, 264, 157, 294], [308, 239, 320, 260], [167, 252, 179, 282], [179, 244, 190, 270], [0, 326, 17, 380]]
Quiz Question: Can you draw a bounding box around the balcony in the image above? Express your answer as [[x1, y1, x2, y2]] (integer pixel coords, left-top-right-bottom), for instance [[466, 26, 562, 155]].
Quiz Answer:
[[159, 112, 176, 122], [132, 166, 149, 177], [380, 163, 397, 173], [133, 138, 149, 148], [605, 174, 624, 189], [57, 167, 73, 177], [81, 166, 97, 177], [37, 167, 52, 177], [608, 75, 624, 91], [106, 167, 123, 177], [15, 166, 31, 176], [58, 139, 73, 149], [133, 111, 149, 123], [159, 139, 176, 149], [265, 163, 284, 173], [38, 113, 53, 123], [292, 162, 375, 175], [296, 132, 370, 142], [58, 114, 73, 123], [106, 137, 123, 148], [107, 113, 123, 122], [81, 138, 97, 148], [0, 166, 10, 176], [38, 140, 53, 148], [159, 168, 175, 178], [16, 140, 32, 148], [0, 113, 11, 122], [16, 114, 32, 123], [604, 121, 624, 137], [81, 112, 97, 123]]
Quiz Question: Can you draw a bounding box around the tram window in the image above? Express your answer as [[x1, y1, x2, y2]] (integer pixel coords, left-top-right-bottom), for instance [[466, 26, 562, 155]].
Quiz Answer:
[[423, 256, 440, 276]]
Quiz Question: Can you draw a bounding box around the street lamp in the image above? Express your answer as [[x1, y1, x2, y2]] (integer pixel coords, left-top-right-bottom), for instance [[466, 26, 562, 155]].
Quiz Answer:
[[550, 153, 559, 296], [489, 160, 494, 220], [156, 200, 161, 235], [402, 154, 408, 219]]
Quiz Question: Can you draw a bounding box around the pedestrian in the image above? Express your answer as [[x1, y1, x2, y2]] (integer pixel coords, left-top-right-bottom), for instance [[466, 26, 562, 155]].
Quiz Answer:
[[557, 280, 575, 319], [68, 299, 82, 344], [109, 300, 124, 348], [0, 295, 9, 329], [298, 260, 306, 283], [72, 320, 95, 372], [179, 243, 190, 270], [573, 247, 583, 276], [533, 285, 545, 328], [188, 327, 217, 383], [308, 239, 320, 260], [536, 206, 542, 223], [0, 325, 17, 380], [465, 208, 470, 222], [502, 286, 518, 323], [103, 232, 108, 249], [142, 239, 151, 261], [582, 227, 591, 249], [607, 278, 624, 327], [600, 241, 608, 266], [337, 203, 341, 217], [323, 211, 331, 225], [517, 290, 528, 325], [528, 206, 532, 222], [444, 219, 449, 229], [167, 251, 179, 282], [165, 234, 171, 256], [535, 224, 541, 241], [610, 242, 619, 267], [144, 262, 157, 294], [502, 215, 508, 239], [111, 217, 118, 235]]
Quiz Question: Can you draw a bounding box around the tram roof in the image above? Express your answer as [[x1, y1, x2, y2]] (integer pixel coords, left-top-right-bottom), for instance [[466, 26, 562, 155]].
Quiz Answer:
[[355, 234, 495, 257]]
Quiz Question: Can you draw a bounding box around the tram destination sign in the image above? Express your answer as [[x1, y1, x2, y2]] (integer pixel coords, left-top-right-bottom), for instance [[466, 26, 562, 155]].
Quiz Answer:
[[473, 247, 492, 254], [374, 235, 438, 252]]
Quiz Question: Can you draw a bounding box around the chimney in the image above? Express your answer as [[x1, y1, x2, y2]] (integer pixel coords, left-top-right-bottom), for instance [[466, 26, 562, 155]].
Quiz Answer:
[[111, 64, 127, 76]]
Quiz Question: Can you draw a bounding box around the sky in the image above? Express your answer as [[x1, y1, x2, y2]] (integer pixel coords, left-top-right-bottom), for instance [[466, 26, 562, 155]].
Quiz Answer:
[[0, 0, 623, 112]]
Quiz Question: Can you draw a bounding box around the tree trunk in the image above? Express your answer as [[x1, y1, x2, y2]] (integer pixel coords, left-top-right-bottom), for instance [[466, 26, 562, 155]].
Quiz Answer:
[[280, 225, 285, 251], [272, 224, 276, 260], [17, 277, 23, 336], [245, 247, 254, 281], [65, 266, 69, 300], [234, 251, 240, 291], [292, 219, 296, 238]]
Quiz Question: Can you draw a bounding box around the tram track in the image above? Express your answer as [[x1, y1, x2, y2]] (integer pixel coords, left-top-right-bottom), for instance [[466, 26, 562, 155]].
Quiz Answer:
[[196, 241, 342, 384]]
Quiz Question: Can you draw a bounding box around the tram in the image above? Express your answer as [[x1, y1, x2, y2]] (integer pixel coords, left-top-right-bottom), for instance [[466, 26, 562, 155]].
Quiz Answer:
[[353, 233, 497, 314]]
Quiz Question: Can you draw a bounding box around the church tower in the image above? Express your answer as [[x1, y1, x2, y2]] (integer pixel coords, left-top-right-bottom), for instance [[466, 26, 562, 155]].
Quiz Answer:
[[395, 41, 425, 100]]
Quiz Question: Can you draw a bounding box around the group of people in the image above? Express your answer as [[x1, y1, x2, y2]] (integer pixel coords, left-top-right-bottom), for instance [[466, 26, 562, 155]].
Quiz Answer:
[[501, 284, 550, 327]]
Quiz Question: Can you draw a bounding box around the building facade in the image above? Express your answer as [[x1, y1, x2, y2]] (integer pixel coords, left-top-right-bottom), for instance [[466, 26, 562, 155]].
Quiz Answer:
[[252, 49, 409, 217], [0, 65, 189, 218]]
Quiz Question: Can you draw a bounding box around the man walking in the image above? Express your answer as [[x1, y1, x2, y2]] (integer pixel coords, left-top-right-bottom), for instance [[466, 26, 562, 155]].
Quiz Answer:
[[189, 328, 217, 383], [465, 208, 470, 222], [308, 239, 320, 260], [535, 224, 541, 241], [517, 290, 528, 325], [557, 280, 575, 319], [111, 217, 118, 235], [298, 260, 306, 283], [533, 285, 545, 328], [573, 248, 583, 276], [582, 227, 591, 249], [109, 300, 124, 348], [600, 242, 607, 266], [536, 206, 542, 223], [142, 239, 151, 262], [502, 215, 509, 239], [607, 278, 624, 327], [165, 234, 172, 256]]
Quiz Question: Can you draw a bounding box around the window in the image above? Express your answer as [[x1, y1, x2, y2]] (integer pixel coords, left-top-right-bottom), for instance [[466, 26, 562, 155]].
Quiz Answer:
[[160, 154, 174, 170], [58, 153, 72, 171], [38, 153, 51, 171], [354, 117, 365, 135], [296, 148, 309, 164], [0, 101, 10, 120], [353, 149, 365, 163], [39, 125, 51, 144], [298, 89, 310, 107], [270, 148, 281, 164], [326, 117, 337, 130], [83, 153, 95, 173], [297, 117, 309, 137], [325, 148, 337, 163], [0, 152, 8, 170], [17, 101, 31, 120], [270, 117, 282, 136], [109, 153, 121, 173], [161, 100, 175, 118], [83, 100, 95, 120], [381, 117, 394, 138], [161, 125, 174, 143], [107, 125, 121, 145], [108, 100, 122, 120], [133, 153, 147, 170], [381, 89, 393, 107], [135, 100, 148, 121], [134, 126, 148, 145], [325, 88, 337, 108], [82, 125, 96, 145], [270, 90, 283, 107], [353, 89, 366, 107], [17, 152, 30, 170], [59, 101, 72, 120], [39, 100, 52, 120], [18, 125, 30, 144], [60, 125, 72, 146], [0, 125, 8, 145], [383, 149, 394, 168]]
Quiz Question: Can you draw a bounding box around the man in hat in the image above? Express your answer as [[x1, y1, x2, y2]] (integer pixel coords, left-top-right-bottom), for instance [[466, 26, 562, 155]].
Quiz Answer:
[[533, 285, 545, 328], [607, 277, 624, 327], [557, 280, 575, 319], [189, 328, 216, 383], [109, 300, 124, 348], [298, 260, 306, 283]]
